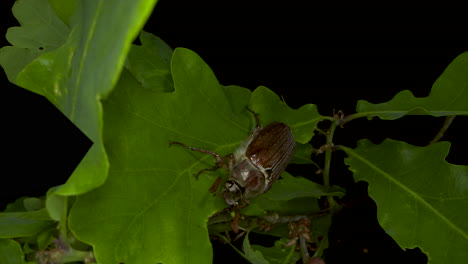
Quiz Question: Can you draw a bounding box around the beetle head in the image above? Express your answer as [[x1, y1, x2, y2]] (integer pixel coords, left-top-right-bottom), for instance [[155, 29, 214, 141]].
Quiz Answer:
[[221, 180, 243, 205], [225, 159, 267, 203]]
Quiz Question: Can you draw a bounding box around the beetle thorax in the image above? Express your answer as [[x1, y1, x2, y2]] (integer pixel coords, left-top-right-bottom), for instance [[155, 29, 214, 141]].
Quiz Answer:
[[229, 158, 268, 199]]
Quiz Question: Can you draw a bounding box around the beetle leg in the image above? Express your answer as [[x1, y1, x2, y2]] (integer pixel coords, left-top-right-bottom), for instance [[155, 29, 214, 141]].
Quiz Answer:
[[232, 206, 240, 233], [169, 141, 223, 162], [195, 154, 236, 179], [169, 141, 237, 179], [208, 177, 223, 194], [193, 165, 227, 179]]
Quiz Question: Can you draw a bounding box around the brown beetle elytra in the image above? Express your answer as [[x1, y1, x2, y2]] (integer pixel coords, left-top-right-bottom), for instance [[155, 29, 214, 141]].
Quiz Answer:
[[169, 109, 296, 206]]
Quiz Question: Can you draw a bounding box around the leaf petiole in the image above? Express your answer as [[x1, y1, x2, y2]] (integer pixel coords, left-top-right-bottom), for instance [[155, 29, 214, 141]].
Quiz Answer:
[[338, 112, 372, 125], [428, 115, 456, 145]]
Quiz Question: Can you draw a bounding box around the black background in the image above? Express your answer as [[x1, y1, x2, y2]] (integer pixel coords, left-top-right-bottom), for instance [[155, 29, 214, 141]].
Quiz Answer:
[[1, 2, 467, 264]]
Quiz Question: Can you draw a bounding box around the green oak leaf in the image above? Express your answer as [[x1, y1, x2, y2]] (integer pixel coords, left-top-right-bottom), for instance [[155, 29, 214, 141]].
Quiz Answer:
[[2, 198, 28, 213], [310, 214, 331, 257], [45, 187, 66, 221], [125, 31, 174, 92], [69, 48, 324, 264], [242, 172, 341, 216], [265, 173, 344, 200], [243, 232, 269, 264], [0, 0, 69, 83], [48, 0, 79, 27], [291, 143, 317, 165], [0, 239, 26, 264], [250, 86, 321, 143], [357, 51, 468, 119], [22, 198, 44, 212], [243, 196, 320, 217], [343, 139, 468, 263], [36, 226, 56, 250], [0, 209, 55, 238], [250, 238, 300, 264], [1, 0, 159, 195]]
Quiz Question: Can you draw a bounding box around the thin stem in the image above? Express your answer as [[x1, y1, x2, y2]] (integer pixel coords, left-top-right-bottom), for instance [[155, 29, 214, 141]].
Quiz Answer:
[[428, 116, 456, 145], [323, 123, 337, 188], [218, 234, 251, 263], [314, 127, 328, 136], [334, 145, 348, 152], [323, 119, 338, 209], [312, 231, 329, 258], [339, 112, 371, 126], [300, 235, 310, 264], [321, 116, 336, 122], [281, 240, 297, 264]]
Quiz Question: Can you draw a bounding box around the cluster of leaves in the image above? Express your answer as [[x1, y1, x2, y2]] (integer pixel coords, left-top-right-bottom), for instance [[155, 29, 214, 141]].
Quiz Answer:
[[0, 1, 467, 264]]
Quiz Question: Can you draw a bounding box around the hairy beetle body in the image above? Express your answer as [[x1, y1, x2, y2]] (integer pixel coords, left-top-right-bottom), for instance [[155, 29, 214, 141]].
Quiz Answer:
[[222, 122, 295, 205], [170, 111, 296, 206]]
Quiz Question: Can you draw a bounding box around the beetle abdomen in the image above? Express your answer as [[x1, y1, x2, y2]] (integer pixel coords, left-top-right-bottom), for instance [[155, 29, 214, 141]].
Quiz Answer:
[[246, 122, 296, 190]]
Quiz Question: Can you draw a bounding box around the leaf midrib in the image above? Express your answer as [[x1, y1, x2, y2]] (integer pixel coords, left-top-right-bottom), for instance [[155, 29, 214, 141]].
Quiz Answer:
[[344, 146, 468, 240]]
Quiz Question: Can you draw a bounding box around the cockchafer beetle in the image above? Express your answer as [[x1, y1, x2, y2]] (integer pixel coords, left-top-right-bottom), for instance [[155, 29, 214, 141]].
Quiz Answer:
[[169, 108, 296, 206]]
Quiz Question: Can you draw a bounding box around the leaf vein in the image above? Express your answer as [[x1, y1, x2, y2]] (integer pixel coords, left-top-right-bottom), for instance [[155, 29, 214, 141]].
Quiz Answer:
[[345, 147, 468, 240]]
